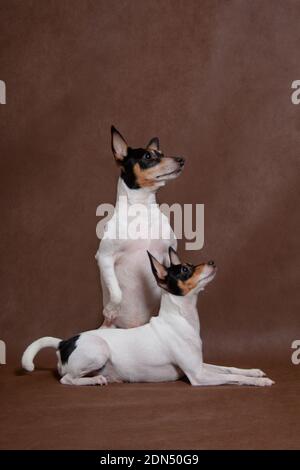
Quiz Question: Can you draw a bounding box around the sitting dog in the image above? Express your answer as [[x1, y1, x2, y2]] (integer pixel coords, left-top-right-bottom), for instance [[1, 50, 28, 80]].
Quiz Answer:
[[95, 126, 184, 328], [22, 248, 274, 387]]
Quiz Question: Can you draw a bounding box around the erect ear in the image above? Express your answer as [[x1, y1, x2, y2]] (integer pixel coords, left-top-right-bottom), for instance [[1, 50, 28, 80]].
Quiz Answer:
[[169, 247, 181, 266], [147, 251, 168, 283], [147, 137, 160, 152], [111, 125, 128, 162]]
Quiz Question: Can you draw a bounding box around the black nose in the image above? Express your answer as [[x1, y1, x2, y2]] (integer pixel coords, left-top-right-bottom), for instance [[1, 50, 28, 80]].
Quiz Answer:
[[208, 260, 215, 266], [176, 157, 185, 167]]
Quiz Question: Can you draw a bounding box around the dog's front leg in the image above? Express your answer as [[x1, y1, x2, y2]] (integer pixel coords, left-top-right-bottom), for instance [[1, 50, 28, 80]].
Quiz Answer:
[[97, 249, 122, 325], [173, 340, 273, 387], [182, 359, 273, 386], [186, 369, 274, 387]]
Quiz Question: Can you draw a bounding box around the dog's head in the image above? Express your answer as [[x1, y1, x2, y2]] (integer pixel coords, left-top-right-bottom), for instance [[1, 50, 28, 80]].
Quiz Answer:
[[148, 248, 216, 296], [111, 126, 185, 190]]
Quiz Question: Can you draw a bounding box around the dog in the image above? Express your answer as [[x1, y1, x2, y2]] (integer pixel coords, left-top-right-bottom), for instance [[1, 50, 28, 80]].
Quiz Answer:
[[22, 248, 274, 387], [95, 126, 184, 328]]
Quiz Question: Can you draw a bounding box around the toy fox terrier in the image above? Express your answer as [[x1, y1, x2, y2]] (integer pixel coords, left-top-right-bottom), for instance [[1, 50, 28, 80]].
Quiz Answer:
[[22, 248, 274, 387], [95, 126, 184, 328]]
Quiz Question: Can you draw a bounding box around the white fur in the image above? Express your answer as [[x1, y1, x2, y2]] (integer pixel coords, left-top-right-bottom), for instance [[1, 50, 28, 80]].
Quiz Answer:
[[95, 178, 177, 328], [22, 266, 274, 387]]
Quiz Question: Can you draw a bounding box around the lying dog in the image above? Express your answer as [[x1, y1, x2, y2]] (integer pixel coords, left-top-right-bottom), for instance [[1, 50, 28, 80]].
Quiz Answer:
[[22, 248, 274, 387], [95, 126, 184, 328]]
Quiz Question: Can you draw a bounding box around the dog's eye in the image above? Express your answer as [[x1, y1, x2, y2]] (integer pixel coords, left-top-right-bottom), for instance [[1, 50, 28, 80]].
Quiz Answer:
[[144, 153, 152, 160], [182, 266, 189, 273]]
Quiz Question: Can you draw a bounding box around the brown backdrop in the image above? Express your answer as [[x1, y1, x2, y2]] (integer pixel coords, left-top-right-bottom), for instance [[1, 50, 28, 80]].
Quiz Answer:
[[0, 0, 299, 449]]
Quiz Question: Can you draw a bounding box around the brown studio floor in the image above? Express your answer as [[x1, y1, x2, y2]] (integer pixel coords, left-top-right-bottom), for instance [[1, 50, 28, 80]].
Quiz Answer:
[[0, 364, 299, 450]]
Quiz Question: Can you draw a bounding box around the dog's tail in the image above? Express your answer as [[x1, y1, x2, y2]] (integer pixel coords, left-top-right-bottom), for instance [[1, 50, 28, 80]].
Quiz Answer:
[[22, 336, 61, 372]]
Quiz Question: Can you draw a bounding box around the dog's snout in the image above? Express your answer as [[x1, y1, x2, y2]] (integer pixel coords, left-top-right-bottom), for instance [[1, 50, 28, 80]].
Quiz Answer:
[[176, 156, 185, 167], [208, 260, 215, 266]]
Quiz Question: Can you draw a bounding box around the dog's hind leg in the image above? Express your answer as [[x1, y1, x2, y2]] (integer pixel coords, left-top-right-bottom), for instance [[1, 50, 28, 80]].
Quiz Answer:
[[100, 318, 117, 329], [60, 334, 110, 386], [203, 363, 266, 378]]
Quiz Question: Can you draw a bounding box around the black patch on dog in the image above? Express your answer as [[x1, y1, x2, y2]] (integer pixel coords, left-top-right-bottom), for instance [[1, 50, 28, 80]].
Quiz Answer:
[[121, 147, 162, 189], [59, 335, 80, 364], [165, 263, 195, 296]]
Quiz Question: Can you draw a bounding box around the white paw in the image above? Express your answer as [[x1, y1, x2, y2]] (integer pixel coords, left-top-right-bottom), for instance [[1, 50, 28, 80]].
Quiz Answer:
[[255, 377, 275, 387], [95, 375, 108, 386], [249, 368, 266, 377], [103, 301, 121, 323]]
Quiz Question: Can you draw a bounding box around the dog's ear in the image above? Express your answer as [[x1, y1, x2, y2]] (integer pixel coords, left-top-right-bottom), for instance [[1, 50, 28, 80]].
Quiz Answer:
[[147, 137, 160, 152], [147, 251, 167, 284], [111, 125, 128, 162], [169, 247, 181, 266]]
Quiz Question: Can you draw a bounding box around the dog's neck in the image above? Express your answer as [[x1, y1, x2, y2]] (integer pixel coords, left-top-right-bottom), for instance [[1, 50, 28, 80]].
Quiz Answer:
[[116, 178, 157, 206], [158, 290, 200, 332]]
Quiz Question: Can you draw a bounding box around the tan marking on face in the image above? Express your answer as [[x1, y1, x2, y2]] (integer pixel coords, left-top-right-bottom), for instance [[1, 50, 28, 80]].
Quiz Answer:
[[133, 163, 158, 188], [177, 265, 205, 295]]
